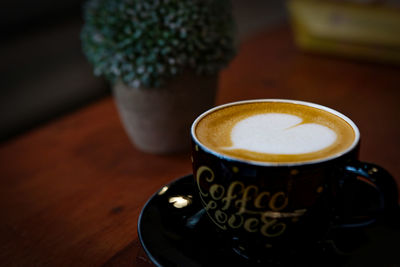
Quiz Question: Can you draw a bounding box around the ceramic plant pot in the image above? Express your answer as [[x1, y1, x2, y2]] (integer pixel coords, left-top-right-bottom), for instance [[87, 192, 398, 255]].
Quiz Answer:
[[113, 72, 218, 154]]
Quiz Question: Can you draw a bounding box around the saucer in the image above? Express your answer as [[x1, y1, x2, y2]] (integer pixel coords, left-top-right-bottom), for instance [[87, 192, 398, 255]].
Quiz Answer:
[[138, 175, 400, 266]]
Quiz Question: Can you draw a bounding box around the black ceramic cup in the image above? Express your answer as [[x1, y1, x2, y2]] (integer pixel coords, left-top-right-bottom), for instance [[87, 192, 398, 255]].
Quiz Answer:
[[190, 99, 398, 261]]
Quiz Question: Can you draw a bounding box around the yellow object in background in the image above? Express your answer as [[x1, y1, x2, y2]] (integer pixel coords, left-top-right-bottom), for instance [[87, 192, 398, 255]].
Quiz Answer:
[[287, 0, 400, 64]]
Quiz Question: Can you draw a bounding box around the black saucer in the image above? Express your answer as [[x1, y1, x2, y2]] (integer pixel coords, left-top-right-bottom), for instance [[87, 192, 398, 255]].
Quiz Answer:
[[138, 175, 400, 266]]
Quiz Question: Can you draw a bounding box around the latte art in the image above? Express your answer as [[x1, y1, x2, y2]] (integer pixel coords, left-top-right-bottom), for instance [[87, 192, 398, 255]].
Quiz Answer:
[[194, 101, 356, 163], [225, 113, 337, 155]]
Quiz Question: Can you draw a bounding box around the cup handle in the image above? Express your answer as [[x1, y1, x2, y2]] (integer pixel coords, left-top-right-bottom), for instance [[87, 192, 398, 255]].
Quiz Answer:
[[336, 161, 399, 228]]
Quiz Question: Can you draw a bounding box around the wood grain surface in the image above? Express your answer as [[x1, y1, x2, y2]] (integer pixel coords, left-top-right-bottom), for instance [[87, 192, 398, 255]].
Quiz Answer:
[[1, 26, 399, 266]]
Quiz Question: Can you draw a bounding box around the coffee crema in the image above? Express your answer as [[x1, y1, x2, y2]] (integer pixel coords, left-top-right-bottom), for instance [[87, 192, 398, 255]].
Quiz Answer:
[[194, 101, 356, 163]]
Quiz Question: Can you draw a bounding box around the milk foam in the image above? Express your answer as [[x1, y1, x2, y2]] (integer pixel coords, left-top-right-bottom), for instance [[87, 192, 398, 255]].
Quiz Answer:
[[224, 113, 337, 154]]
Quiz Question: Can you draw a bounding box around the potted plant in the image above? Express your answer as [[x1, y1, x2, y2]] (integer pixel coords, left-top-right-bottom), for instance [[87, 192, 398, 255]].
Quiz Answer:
[[81, 0, 236, 154]]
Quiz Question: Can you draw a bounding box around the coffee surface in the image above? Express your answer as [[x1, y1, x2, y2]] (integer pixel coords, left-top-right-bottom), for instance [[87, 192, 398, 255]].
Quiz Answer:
[[195, 102, 356, 163]]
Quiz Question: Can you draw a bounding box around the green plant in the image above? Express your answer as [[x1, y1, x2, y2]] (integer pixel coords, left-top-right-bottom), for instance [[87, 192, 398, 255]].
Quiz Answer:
[[81, 0, 236, 88]]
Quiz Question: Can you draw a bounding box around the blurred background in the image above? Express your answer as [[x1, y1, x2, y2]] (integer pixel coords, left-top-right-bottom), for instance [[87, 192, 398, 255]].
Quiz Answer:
[[0, 0, 287, 142]]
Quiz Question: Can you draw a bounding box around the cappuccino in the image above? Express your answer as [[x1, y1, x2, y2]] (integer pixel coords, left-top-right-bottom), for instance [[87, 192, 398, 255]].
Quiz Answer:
[[194, 100, 356, 163]]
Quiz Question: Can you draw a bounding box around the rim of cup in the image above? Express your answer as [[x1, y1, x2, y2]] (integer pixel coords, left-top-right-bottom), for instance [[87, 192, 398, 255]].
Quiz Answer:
[[191, 99, 360, 167]]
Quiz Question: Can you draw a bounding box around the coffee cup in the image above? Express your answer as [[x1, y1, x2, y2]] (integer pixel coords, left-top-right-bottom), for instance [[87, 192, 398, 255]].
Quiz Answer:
[[190, 99, 398, 260]]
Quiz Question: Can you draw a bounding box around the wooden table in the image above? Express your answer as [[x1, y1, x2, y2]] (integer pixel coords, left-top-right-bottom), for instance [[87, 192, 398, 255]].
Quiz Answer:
[[1, 26, 399, 266]]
